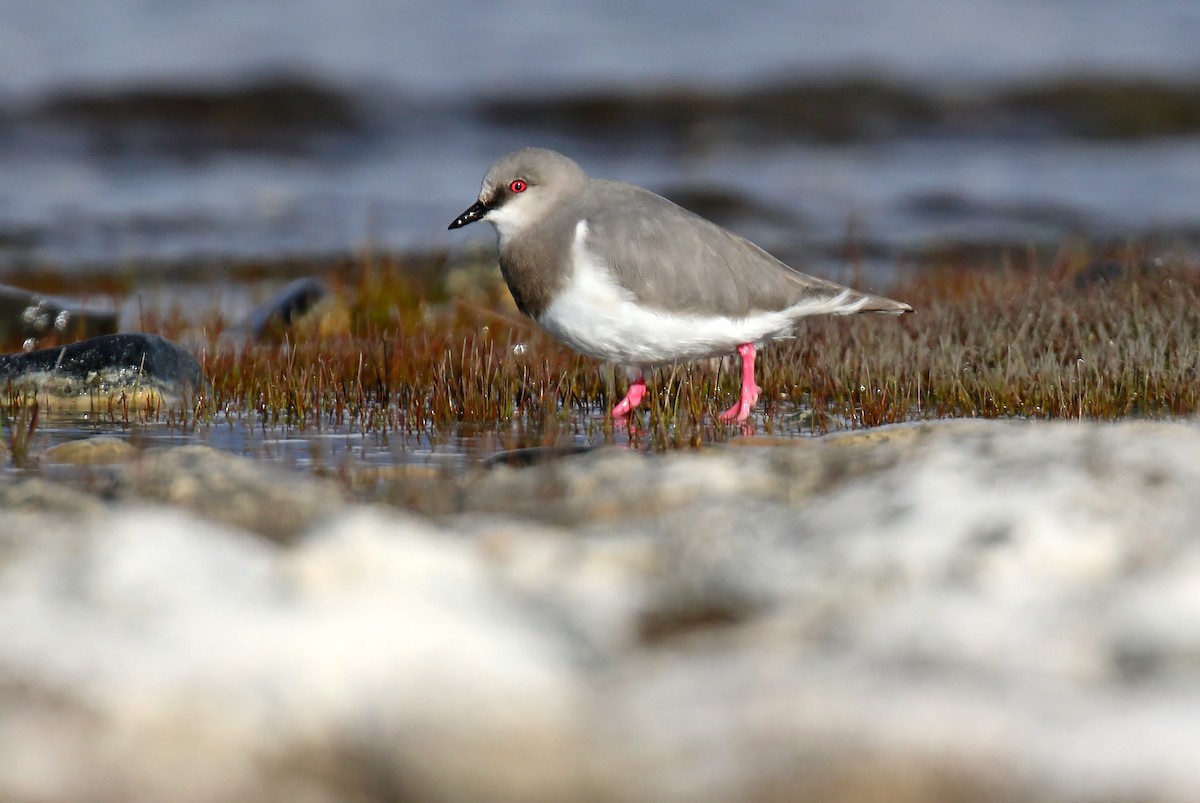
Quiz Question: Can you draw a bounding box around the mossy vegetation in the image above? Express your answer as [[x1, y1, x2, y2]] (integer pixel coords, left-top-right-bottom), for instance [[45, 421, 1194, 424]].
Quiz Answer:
[[195, 247, 1200, 440], [5, 245, 1200, 457]]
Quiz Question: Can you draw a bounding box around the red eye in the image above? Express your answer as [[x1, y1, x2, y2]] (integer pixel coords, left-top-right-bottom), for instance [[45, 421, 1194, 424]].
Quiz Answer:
[[509, 179, 527, 193]]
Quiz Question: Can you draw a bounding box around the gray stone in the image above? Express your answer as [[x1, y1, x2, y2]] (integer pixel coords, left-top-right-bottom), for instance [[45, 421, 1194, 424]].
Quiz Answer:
[[233, 277, 329, 339], [0, 477, 103, 517], [456, 419, 973, 524], [0, 333, 204, 409], [115, 445, 348, 543], [38, 435, 136, 465]]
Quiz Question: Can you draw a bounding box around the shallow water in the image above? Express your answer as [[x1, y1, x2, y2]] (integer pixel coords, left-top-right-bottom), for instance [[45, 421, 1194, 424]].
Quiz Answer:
[[8, 413, 569, 478], [4, 1, 1200, 272], [3, 408, 780, 480]]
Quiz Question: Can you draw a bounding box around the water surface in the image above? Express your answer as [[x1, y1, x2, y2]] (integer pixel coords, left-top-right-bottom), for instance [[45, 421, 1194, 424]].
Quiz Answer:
[[3, 1, 1200, 272]]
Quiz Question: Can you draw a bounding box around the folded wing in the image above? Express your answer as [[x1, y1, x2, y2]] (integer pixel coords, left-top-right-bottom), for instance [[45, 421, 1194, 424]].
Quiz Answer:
[[582, 181, 911, 319]]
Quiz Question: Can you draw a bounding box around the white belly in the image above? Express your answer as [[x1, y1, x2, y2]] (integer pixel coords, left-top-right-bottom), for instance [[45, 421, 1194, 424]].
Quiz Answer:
[[536, 221, 803, 366]]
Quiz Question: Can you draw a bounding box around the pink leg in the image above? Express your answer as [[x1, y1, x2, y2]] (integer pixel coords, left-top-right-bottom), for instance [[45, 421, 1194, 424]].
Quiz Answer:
[[611, 370, 647, 417], [718, 343, 762, 423]]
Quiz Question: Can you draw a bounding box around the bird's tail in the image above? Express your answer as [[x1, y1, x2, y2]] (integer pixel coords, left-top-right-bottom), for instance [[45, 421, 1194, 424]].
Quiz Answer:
[[842, 290, 913, 315], [816, 287, 913, 316], [784, 285, 914, 318]]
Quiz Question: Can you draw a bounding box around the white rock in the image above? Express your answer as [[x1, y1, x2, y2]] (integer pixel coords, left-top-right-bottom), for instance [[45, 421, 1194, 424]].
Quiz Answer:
[[0, 506, 584, 803], [7, 420, 1200, 802]]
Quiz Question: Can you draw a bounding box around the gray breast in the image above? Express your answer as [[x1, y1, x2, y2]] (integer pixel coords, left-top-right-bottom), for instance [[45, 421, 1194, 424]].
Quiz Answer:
[[497, 218, 575, 320]]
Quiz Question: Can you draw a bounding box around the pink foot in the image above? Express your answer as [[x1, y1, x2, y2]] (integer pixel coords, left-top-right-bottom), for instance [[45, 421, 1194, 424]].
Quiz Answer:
[[718, 343, 762, 423], [611, 372, 647, 418]]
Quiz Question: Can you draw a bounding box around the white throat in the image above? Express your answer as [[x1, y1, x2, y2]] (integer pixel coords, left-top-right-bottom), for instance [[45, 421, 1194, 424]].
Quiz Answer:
[[484, 201, 533, 249]]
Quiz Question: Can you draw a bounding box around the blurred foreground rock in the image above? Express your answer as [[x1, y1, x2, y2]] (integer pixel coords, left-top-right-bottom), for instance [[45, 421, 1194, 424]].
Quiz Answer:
[[5, 419, 1200, 802]]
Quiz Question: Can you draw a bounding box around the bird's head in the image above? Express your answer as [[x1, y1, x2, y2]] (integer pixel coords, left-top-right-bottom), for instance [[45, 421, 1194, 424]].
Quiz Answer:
[[448, 148, 587, 246]]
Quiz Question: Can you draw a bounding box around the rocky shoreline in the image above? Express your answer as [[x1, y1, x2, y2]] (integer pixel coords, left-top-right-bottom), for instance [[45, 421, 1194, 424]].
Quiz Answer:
[[4, 418, 1200, 802]]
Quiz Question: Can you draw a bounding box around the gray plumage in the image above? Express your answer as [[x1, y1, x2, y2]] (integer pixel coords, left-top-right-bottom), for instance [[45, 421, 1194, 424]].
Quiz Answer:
[[459, 148, 912, 321], [448, 147, 913, 420]]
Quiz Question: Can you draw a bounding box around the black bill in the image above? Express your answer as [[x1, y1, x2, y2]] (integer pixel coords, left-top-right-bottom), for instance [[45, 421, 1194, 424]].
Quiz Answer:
[[448, 200, 490, 230]]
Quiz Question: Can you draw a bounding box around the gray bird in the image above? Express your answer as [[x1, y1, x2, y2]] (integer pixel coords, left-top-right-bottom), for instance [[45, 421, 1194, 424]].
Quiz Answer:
[[449, 148, 912, 422]]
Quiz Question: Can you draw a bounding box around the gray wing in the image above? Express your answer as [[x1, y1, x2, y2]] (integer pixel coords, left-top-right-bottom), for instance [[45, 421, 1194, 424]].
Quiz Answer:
[[579, 180, 856, 318]]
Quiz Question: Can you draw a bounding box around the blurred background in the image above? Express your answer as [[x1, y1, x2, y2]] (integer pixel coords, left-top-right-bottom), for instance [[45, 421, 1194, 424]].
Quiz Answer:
[[2, 0, 1200, 280]]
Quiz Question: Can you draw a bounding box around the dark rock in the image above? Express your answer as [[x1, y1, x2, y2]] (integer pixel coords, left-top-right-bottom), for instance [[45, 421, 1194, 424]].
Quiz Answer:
[[33, 74, 363, 157], [479, 444, 598, 469], [480, 76, 942, 147], [902, 191, 1088, 230], [481, 77, 1200, 152], [0, 284, 118, 349], [1070, 258, 1158, 290], [235, 277, 329, 339], [999, 79, 1200, 139], [0, 333, 204, 402], [1071, 259, 1127, 289], [0, 225, 39, 251]]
